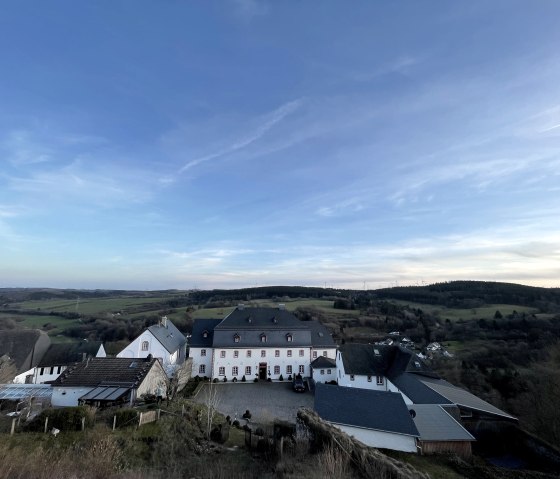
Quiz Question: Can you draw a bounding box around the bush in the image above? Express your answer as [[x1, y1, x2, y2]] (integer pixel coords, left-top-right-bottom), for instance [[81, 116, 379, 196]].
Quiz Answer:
[[223, 376, 227, 382], [253, 378, 258, 382], [232, 377, 237, 382], [279, 374, 284, 381], [114, 408, 138, 428], [26, 406, 95, 432], [213, 378, 218, 383], [232, 420, 240, 428], [241, 375, 246, 382]]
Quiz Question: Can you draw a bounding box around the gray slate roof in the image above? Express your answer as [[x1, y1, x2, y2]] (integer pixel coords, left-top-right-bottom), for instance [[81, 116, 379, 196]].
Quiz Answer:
[[0, 329, 50, 372], [314, 383, 419, 437], [148, 319, 186, 354], [38, 341, 102, 367], [409, 404, 475, 441], [311, 356, 336, 369], [390, 373, 452, 405], [420, 377, 517, 420], [52, 357, 161, 388], [189, 319, 223, 347], [209, 307, 335, 348]]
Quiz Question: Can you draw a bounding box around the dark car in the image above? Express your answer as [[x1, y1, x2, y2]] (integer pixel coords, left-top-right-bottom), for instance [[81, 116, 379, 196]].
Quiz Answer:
[[292, 375, 306, 392]]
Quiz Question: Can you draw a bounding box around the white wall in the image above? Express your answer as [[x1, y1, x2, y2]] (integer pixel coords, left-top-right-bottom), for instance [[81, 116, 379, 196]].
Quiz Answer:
[[117, 331, 175, 367], [190, 347, 213, 378], [333, 423, 417, 453], [212, 346, 313, 381], [51, 386, 93, 407], [311, 366, 337, 383]]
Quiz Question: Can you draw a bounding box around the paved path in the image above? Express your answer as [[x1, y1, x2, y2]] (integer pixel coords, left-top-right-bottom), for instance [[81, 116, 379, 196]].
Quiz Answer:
[[192, 381, 313, 424]]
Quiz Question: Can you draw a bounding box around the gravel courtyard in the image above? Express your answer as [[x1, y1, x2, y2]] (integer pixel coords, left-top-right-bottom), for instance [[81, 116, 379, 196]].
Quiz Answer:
[[192, 381, 314, 423]]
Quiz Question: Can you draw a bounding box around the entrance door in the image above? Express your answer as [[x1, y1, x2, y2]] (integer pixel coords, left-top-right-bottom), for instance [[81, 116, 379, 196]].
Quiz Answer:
[[259, 362, 267, 380]]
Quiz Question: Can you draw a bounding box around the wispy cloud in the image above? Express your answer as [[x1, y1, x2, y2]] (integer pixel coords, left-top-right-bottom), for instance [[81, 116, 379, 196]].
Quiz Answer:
[[178, 99, 302, 173]]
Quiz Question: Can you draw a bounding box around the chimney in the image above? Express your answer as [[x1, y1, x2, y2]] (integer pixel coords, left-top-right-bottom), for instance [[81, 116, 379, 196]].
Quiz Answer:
[[161, 316, 168, 328], [278, 304, 285, 310], [238, 304, 245, 310], [82, 352, 87, 362]]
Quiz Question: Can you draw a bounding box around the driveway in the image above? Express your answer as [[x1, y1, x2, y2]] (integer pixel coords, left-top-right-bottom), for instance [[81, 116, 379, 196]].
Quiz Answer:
[[192, 381, 313, 424]]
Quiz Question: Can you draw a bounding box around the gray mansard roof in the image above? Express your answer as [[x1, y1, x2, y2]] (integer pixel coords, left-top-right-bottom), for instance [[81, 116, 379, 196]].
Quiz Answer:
[[191, 306, 335, 349]]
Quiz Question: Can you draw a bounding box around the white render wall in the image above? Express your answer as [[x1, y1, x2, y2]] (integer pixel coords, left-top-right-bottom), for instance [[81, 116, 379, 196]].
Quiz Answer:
[[311, 366, 337, 383], [117, 331, 176, 367], [191, 346, 337, 381], [333, 423, 417, 453], [212, 347, 312, 380], [51, 386, 93, 407]]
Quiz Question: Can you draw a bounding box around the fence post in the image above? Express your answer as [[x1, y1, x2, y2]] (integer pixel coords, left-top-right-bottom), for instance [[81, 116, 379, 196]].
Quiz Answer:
[[10, 418, 16, 436], [81, 417, 85, 431], [139, 412, 143, 428], [44, 417, 49, 434], [181, 404, 185, 417], [112, 415, 117, 431], [157, 409, 161, 421]]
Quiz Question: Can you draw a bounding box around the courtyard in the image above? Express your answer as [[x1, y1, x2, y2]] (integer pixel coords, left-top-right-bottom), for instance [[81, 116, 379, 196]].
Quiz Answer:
[[192, 381, 314, 424]]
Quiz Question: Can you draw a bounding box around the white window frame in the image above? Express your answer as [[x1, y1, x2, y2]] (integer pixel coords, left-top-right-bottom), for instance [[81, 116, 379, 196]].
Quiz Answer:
[[219, 366, 225, 376]]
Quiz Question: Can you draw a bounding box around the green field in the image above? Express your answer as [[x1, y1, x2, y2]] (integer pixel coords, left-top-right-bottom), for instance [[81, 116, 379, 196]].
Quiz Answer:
[[14, 296, 172, 315], [389, 300, 537, 321], [0, 312, 80, 336]]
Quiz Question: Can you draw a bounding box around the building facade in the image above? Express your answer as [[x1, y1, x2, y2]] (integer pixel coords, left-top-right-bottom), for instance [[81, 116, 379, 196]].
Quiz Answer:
[[190, 305, 336, 381]]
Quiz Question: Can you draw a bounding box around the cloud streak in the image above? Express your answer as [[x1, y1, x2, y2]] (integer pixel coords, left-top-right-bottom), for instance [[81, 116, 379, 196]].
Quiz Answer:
[[178, 99, 302, 173]]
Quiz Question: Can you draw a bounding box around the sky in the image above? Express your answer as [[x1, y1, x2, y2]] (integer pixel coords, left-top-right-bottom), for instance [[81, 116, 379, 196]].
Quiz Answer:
[[1, 1, 560, 290]]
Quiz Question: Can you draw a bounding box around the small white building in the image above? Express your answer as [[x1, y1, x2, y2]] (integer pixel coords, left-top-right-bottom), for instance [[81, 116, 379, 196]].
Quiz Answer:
[[189, 305, 336, 381], [117, 316, 186, 377], [310, 356, 337, 383]]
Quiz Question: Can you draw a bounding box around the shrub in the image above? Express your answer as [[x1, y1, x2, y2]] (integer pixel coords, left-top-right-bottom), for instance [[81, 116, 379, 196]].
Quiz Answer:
[[26, 406, 95, 432], [232, 377, 237, 382], [114, 408, 138, 428], [241, 375, 246, 382], [253, 378, 258, 382], [213, 378, 218, 383], [223, 376, 227, 382], [267, 378, 272, 382], [232, 420, 240, 428], [279, 374, 284, 381]]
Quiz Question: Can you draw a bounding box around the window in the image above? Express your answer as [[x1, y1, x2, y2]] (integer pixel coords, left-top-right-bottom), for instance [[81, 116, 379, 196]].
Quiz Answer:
[[245, 366, 251, 375], [320, 369, 325, 375], [232, 366, 238, 376], [299, 349, 304, 357], [327, 369, 331, 374], [261, 350, 266, 357], [40, 368, 44, 375], [367, 375, 372, 382], [274, 365, 280, 374], [376, 376, 384, 385], [199, 365, 206, 374], [219, 367, 225, 376], [322, 351, 327, 357], [350, 375, 355, 381], [202, 330, 208, 338], [141, 341, 149, 351], [286, 334, 292, 342], [260, 334, 267, 343], [201, 349, 206, 357], [286, 365, 292, 374], [299, 365, 304, 374], [50, 367, 54, 375], [234, 350, 239, 358], [220, 350, 226, 358], [313, 351, 317, 359], [287, 350, 292, 357], [247, 350, 252, 358], [234, 334, 240, 343], [275, 350, 280, 357], [57, 366, 61, 374]]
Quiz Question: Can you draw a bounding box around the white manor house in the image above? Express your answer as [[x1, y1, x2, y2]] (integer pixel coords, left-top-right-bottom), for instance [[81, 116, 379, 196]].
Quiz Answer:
[[189, 304, 336, 381]]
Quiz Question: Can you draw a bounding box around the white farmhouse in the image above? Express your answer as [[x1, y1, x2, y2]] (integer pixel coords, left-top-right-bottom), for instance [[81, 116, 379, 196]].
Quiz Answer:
[[189, 305, 336, 381], [117, 316, 186, 377]]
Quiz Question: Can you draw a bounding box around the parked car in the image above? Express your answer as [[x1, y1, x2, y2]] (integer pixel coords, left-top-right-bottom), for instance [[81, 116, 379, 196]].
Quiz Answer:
[[293, 375, 306, 392]]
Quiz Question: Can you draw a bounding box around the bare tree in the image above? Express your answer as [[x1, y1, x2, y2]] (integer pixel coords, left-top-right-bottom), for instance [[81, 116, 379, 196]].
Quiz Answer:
[[205, 380, 221, 439], [0, 355, 17, 383]]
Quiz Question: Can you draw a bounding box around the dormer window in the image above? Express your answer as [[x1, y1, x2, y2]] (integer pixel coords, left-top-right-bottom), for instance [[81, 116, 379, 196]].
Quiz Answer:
[[234, 334, 240, 343], [286, 333, 293, 342], [202, 330, 209, 339], [260, 333, 267, 343]]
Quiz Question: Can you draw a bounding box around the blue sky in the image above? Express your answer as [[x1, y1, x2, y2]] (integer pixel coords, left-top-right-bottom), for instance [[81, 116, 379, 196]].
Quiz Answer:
[[1, 1, 560, 290]]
